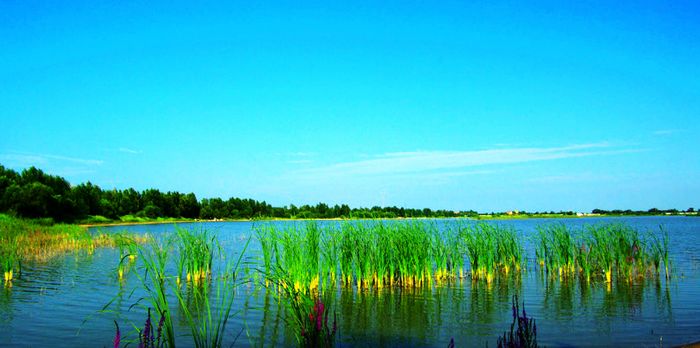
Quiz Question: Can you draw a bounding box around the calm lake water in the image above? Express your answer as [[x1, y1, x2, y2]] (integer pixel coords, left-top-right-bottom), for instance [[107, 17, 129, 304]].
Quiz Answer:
[[1, 216, 699, 347]]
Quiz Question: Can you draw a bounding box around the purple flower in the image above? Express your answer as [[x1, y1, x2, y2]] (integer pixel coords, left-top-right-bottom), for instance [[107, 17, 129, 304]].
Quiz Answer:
[[156, 310, 165, 345], [141, 308, 152, 348], [113, 321, 121, 348]]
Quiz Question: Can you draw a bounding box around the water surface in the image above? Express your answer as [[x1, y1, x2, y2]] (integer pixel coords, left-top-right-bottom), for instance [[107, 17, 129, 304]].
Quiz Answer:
[[1, 216, 698, 347]]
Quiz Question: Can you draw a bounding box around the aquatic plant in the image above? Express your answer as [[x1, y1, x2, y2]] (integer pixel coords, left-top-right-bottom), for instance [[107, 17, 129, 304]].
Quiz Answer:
[[114, 320, 121, 348], [536, 223, 670, 284], [176, 227, 217, 284], [0, 214, 144, 283], [111, 227, 248, 348], [536, 224, 576, 277], [175, 235, 250, 348], [1, 238, 18, 283], [496, 295, 538, 348], [113, 308, 166, 348], [131, 237, 177, 347], [300, 298, 337, 348], [650, 228, 671, 280], [461, 223, 522, 282]]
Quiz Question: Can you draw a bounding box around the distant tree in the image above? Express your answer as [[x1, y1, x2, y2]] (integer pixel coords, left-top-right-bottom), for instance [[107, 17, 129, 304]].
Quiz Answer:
[[121, 188, 141, 215], [99, 198, 118, 219], [70, 182, 103, 216], [179, 193, 200, 218], [141, 204, 162, 219], [15, 182, 55, 218], [141, 189, 164, 212]]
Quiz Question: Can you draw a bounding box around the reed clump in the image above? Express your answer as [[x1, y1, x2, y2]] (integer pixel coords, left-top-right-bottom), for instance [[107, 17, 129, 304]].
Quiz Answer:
[[175, 227, 217, 285], [257, 220, 670, 293], [460, 223, 523, 282], [537, 223, 671, 283], [256, 221, 520, 292]]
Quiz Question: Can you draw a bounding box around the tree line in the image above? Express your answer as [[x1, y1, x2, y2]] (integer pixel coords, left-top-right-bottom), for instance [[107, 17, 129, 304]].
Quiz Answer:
[[0, 165, 477, 223], [591, 208, 696, 215]]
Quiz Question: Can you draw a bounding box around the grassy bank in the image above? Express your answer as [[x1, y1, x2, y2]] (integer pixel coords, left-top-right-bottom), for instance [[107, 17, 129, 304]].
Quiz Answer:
[[0, 214, 143, 283]]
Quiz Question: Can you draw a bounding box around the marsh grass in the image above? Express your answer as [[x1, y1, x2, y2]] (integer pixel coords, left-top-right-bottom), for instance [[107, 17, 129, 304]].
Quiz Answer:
[[461, 223, 523, 282], [256, 221, 524, 293], [0, 214, 144, 284], [176, 227, 218, 285], [110, 227, 249, 348], [537, 223, 671, 284]]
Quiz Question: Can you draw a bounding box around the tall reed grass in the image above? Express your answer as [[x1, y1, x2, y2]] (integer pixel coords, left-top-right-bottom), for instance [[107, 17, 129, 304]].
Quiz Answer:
[[537, 223, 671, 284], [110, 226, 249, 348], [255, 221, 526, 293]]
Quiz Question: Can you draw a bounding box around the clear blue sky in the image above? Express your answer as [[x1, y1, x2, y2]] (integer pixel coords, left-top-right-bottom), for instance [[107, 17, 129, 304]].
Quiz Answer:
[[1, 1, 699, 212]]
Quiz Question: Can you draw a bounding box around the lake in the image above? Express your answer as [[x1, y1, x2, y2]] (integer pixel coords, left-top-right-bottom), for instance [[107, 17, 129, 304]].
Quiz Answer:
[[1, 216, 699, 347]]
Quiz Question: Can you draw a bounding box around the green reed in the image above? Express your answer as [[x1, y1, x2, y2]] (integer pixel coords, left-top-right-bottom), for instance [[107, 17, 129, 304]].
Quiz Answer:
[[650, 228, 671, 279], [537, 224, 576, 277], [257, 220, 671, 295], [536, 223, 671, 284], [175, 237, 250, 347], [111, 227, 247, 348], [176, 227, 217, 285], [461, 223, 522, 282], [1, 239, 18, 283], [258, 220, 475, 291]]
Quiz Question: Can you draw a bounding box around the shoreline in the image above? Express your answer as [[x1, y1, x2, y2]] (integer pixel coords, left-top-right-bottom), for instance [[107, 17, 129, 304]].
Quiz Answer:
[[80, 213, 696, 228]]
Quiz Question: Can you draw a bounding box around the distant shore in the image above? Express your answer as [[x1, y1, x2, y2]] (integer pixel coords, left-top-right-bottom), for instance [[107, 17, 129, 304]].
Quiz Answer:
[[80, 212, 697, 228]]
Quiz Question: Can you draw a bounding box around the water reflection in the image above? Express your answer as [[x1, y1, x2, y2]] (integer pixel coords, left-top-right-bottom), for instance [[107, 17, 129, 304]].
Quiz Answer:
[[247, 272, 675, 347]]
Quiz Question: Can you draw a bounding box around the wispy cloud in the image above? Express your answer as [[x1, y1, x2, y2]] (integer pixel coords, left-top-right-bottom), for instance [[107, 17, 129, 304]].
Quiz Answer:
[[289, 152, 315, 157], [0, 152, 103, 166], [0, 152, 103, 179], [653, 129, 680, 136], [294, 143, 636, 179], [283, 151, 316, 164], [118, 147, 142, 154], [287, 159, 313, 164], [526, 172, 617, 184]]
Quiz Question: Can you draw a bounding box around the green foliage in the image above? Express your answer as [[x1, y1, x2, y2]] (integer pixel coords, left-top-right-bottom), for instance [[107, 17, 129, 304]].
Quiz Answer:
[[536, 223, 671, 283], [0, 214, 133, 283], [112, 228, 249, 348], [257, 221, 483, 292], [461, 223, 523, 282]]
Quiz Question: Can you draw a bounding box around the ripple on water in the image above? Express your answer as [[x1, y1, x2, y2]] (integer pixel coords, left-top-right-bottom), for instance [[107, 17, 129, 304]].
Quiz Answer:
[[3, 217, 700, 347]]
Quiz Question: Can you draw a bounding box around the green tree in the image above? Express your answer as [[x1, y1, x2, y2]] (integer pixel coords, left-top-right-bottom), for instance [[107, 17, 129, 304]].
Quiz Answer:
[[179, 193, 200, 218]]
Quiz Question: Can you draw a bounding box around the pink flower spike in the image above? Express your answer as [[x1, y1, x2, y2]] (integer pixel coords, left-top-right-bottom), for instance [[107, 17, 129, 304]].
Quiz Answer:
[[113, 321, 121, 348]]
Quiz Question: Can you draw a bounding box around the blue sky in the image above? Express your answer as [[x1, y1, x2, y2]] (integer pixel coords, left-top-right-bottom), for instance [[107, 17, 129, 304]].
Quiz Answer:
[[1, 1, 699, 212]]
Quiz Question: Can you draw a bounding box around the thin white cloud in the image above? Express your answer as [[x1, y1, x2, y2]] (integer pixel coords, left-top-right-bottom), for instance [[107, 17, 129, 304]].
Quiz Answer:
[[527, 172, 617, 184], [287, 159, 313, 164], [0, 152, 103, 168], [0, 153, 48, 167], [653, 129, 679, 136], [42, 154, 103, 165], [294, 143, 635, 179], [289, 152, 315, 157], [118, 147, 142, 154]]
